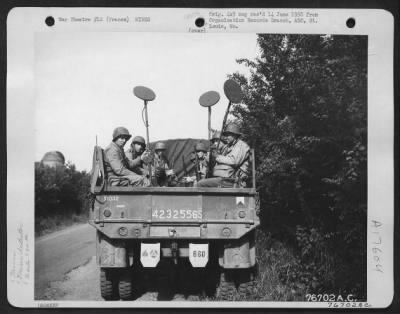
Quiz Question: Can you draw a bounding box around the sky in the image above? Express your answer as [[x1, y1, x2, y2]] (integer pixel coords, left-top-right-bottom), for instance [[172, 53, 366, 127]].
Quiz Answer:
[[34, 32, 260, 171]]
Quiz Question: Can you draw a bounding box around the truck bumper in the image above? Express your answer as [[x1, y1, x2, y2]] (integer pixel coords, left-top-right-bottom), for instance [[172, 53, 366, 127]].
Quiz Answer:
[[96, 231, 128, 267]]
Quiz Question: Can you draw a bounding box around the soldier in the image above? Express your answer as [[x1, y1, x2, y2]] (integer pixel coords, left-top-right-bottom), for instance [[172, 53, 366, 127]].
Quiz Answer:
[[152, 142, 177, 187], [125, 135, 152, 176], [195, 142, 209, 180], [210, 130, 227, 155], [183, 142, 209, 186], [197, 123, 250, 188], [104, 127, 150, 187]]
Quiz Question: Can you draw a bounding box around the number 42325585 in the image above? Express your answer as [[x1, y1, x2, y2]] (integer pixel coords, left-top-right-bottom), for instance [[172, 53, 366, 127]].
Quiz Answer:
[[152, 209, 202, 219]]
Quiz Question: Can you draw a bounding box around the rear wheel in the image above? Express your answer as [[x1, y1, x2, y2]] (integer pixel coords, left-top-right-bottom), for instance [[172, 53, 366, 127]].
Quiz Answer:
[[118, 268, 134, 300], [218, 271, 236, 300], [203, 267, 219, 297], [100, 268, 119, 300], [237, 268, 256, 298]]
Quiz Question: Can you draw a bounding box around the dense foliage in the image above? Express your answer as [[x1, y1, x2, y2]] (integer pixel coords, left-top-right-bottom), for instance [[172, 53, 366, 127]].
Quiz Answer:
[[231, 35, 367, 298], [35, 163, 91, 233]]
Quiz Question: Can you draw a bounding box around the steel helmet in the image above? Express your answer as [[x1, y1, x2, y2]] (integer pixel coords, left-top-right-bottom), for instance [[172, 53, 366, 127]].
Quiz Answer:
[[155, 142, 166, 151], [211, 131, 221, 141], [112, 127, 132, 141], [195, 142, 207, 152], [223, 123, 241, 136], [132, 136, 146, 145]]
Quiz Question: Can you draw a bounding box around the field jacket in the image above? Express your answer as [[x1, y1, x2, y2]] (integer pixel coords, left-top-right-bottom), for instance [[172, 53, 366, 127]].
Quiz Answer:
[[125, 147, 147, 175], [104, 142, 139, 179], [153, 154, 170, 171], [212, 139, 250, 179]]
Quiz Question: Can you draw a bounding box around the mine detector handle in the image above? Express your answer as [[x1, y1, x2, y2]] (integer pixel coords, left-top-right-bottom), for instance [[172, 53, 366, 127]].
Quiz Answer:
[[194, 145, 200, 182], [133, 86, 156, 183], [216, 79, 244, 152]]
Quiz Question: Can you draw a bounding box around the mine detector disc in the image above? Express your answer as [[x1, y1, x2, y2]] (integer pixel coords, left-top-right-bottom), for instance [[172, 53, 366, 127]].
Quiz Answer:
[[223, 79, 244, 103], [133, 86, 156, 101], [199, 91, 220, 107]]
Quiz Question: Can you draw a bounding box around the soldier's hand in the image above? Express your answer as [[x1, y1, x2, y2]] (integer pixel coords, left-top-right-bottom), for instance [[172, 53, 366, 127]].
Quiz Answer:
[[183, 176, 195, 183], [141, 151, 153, 164], [166, 169, 175, 176], [211, 150, 219, 160], [142, 169, 150, 177]]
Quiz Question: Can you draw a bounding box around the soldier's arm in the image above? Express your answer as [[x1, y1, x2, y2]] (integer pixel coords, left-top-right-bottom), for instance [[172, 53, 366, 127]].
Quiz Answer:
[[128, 157, 142, 169], [215, 144, 248, 167], [107, 151, 137, 176]]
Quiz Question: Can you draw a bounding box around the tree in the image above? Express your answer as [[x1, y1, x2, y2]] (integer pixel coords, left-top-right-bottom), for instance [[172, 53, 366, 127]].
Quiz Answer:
[[231, 34, 367, 297], [35, 163, 91, 217]]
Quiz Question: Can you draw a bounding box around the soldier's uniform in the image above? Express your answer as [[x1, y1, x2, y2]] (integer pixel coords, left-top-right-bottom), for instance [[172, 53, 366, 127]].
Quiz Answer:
[[152, 142, 177, 187], [194, 142, 209, 181], [182, 142, 209, 186], [104, 127, 150, 187], [197, 123, 250, 188], [125, 135, 150, 176]]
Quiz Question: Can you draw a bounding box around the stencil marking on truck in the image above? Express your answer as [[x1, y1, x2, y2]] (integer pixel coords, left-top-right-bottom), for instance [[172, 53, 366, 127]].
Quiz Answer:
[[152, 209, 202, 220], [103, 196, 119, 201]]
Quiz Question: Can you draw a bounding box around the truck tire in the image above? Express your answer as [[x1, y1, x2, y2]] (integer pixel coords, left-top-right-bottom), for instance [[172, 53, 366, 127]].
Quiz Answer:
[[204, 268, 219, 297], [218, 271, 236, 300], [237, 268, 256, 298], [118, 268, 134, 300], [100, 268, 119, 300]]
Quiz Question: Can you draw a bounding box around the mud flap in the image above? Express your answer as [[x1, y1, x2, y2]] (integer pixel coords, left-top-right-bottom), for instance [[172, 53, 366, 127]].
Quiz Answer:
[[96, 232, 128, 267], [219, 231, 256, 269]]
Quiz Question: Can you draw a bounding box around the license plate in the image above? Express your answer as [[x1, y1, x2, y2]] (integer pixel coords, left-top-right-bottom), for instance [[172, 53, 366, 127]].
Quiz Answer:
[[189, 243, 209, 267], [151, 209, 202, 220]]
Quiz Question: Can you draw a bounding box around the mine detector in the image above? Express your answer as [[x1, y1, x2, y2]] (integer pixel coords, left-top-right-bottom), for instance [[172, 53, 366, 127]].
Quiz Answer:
[[88, 146, 260, 300]]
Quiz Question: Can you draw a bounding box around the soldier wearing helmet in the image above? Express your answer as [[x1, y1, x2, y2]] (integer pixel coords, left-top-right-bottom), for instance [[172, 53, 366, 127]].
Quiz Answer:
[[104, 127, 150, 187], [195, 142, 209, 181], [197, 122, 250, 188], [182, 142, 209, 186], [152, 142, 176, 187], [125, 135, 152, 176], [210, 130, 227, 154]]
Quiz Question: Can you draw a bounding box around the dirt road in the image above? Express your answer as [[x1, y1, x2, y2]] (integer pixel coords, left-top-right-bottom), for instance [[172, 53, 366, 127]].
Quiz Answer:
[[35, 223, 96, 299]]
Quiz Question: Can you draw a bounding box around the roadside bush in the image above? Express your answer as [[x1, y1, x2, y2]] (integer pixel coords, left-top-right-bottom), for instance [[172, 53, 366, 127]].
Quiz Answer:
[[35, 162, 90, 235]]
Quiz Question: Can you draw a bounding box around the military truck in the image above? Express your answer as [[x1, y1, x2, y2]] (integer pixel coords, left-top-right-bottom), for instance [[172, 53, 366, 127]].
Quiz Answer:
[[88, 145, 260, 300]]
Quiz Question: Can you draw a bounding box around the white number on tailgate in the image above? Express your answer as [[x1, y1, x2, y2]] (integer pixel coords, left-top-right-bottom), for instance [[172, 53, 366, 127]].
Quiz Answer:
[[152, 209, 201, 219]]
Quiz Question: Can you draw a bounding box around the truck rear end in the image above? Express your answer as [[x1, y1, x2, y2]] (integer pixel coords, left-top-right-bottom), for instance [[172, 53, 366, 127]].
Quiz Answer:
[[89, 146, 260, 300]]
